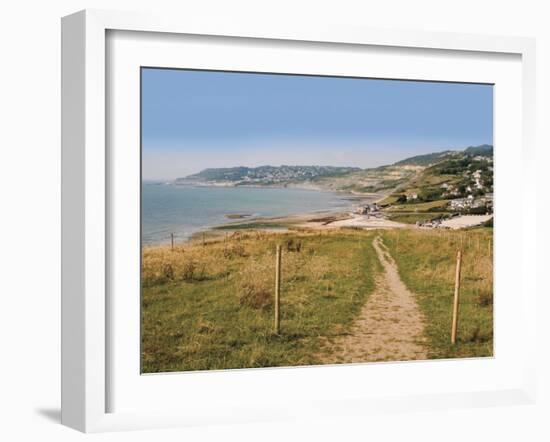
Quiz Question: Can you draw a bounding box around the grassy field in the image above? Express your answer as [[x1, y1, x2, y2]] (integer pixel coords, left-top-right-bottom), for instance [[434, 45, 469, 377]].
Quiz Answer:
[[385, 199, 450, 212], [212, 220, 291, 231], [383, 199, 451, 225], [141, 230, 381, 373], [380, 228, 493, 359], [141, 227, 493, 372]]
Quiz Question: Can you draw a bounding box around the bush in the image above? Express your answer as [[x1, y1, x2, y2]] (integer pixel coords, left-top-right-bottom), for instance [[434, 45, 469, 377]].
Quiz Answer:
[[418, 188, 443, 202], [285, 238, 302, 252], [223, 243, 247, 259], [181, 259, 206, 282], [396, 194, 407, 203], [477, 290, 493, 307], [162, 263, 174, 281], [239, 282, 272, 310], [467, 206, 489, 215]]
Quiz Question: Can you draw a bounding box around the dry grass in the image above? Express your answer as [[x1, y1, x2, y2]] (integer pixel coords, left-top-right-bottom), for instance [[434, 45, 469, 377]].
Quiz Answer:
[[141, 229, 380, 372]]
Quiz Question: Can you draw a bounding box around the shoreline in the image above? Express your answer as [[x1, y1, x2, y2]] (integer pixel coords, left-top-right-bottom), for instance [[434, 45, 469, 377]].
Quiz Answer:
[[189, 189, 404, 239], [142, 183, 493, 248], [143, 185, 386, 247], [163, 208, 407, 248], [143, 207, 493, 248]]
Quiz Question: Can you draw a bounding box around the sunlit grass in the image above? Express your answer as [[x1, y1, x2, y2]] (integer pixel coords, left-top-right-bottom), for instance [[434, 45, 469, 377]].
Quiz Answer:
[[380, 228, 493, 359], [141, 227, 493, 373], [141, 230, 380, 373]]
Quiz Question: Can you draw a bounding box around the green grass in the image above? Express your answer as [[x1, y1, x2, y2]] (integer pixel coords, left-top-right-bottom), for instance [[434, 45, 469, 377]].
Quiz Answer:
[[378, 194, 400, 206], [380, 228, 493, 359], [212, 220, 290, 230], [386, 199, 450, 212], [141, 230, 381, 372], [410, 173, 457, 187], [384, 199, 451, 224]]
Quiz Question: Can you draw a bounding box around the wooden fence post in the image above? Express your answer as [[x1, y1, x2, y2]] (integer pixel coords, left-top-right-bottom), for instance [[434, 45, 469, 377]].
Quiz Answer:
[[451, 249, 462, 344], [274, 245, 282, 334], [171, 233, 174, 251]]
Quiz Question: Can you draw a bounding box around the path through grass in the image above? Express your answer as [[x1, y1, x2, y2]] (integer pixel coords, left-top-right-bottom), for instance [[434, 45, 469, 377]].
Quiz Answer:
[[380, 228, 493, 359]]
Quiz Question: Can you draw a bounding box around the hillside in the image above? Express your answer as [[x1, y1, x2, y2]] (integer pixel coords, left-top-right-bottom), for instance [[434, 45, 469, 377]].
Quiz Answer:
[[393, 150, 458, 167], [381, 144, 494, 223], [176, 163, 419, 195], [312, 164, 420, 194], [392, 144, 493, 167], [176, 165, 360, 186], [174, 144, 493, 201], [464, 144, 493, 156]]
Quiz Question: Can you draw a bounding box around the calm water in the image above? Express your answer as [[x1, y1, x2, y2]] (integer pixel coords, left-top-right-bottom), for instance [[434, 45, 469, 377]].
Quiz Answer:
[[142, 184, 357, 245]]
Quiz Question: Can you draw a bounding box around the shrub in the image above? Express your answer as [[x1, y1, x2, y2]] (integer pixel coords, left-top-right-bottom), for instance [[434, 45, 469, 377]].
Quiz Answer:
[[477, 289, 493, 307], [181, 259, 206, 282], [223, 243, 247, 259], [162, 263, 174, 281], [285, 238, 302, 252], [239, 282, 272, 310], [396, 194, 407, 203], [181, 260, 196, 281]]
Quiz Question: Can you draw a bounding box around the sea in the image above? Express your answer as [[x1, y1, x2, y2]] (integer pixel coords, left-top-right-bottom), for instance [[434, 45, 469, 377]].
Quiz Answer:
[[142, 183, 364, 245]]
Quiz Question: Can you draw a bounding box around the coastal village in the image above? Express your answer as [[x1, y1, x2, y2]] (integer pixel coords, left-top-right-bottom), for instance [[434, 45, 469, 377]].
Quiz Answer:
[[341, 153, 494, 231], [177, 144, 495, 232], [345, 200, 492, 231]]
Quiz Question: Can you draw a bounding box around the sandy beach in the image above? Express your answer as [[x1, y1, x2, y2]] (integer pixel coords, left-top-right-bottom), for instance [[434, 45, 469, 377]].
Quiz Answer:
[[298, 213, 409, 230], [205, 209, 492, 238]]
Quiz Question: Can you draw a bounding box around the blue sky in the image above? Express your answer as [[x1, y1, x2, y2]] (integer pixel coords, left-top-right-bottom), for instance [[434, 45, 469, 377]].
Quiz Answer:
[[142, 68, 493, 180]]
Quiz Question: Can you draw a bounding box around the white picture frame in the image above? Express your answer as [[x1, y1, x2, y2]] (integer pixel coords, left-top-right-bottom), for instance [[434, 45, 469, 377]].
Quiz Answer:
[[61, 9, 537, 433]]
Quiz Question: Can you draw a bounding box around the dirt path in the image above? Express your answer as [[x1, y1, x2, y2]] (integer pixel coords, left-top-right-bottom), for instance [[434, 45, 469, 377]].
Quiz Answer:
[[320, 236, 428, 363]]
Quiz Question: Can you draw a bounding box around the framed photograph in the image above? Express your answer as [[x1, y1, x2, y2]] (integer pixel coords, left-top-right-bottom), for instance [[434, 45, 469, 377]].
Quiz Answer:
[[61, 9, 537, 432]]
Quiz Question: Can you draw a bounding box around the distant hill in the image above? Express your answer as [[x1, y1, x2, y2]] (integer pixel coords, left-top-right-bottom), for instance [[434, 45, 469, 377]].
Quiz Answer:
[[174, 145, 493, 194], [394, 144, 493, 167], [176, 165, 361, 186], [393, 150, 457, 167], [464, 144, 493, 156]]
